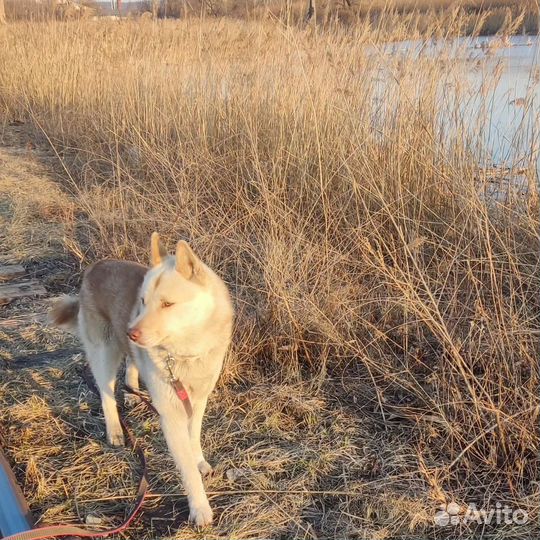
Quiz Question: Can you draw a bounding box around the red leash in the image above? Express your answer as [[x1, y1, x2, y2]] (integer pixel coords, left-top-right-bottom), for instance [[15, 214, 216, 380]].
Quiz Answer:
[[1, 366, 150, 540], [2, 365, 194, 540], [1, 418, 148, 540]]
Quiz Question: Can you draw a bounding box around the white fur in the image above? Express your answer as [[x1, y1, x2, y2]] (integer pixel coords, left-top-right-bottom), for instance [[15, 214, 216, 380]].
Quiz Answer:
[[51, 238, 234, 528]]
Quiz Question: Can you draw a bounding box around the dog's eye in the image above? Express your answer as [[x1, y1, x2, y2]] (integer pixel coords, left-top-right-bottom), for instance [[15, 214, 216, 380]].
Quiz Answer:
[[140, 297, 145, 306], [161, 301, 173, 308]]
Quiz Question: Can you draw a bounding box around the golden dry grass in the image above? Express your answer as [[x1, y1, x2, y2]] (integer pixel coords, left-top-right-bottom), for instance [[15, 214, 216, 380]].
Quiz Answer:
[[0, 14, 538, 540]]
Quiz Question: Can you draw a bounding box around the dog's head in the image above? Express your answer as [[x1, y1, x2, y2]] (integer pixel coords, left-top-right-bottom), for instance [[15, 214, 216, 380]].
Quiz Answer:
[[127, 232, 215, 349]]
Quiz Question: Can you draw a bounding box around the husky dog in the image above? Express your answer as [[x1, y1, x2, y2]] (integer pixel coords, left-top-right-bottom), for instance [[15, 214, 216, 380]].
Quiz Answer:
[[50, 233, 234, 526]]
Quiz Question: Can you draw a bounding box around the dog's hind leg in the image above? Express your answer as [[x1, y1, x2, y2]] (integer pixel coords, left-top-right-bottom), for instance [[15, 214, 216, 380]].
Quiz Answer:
[[84, 338, 125, 447]]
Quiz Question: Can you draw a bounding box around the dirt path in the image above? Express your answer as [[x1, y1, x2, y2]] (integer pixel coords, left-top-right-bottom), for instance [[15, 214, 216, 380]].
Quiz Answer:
[[0, 130, 79, 357], [0, 130, 101, 524], [0, 130, 174, 537]]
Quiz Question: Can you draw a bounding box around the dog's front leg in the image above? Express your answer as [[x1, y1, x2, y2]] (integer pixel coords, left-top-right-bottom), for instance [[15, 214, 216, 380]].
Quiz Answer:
[[160, 406, 213, 526], [124, 357, 140, 391], [189, 397, 212, 476]]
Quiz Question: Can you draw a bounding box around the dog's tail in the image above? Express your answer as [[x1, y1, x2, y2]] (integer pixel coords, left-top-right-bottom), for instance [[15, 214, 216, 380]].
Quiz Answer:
[[49, 295, 80, 334]]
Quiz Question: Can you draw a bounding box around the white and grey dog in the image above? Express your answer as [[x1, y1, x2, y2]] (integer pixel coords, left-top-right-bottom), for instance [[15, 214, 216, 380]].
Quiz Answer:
[[50, 233, 234, 526]]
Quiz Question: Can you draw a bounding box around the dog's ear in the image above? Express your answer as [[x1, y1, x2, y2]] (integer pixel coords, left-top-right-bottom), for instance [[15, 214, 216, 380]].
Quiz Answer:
[[150, 232, 168, 266], [175, 240, 205, 282]]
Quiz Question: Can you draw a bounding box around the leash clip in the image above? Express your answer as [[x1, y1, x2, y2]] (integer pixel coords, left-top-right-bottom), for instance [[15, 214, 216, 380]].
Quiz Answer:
[[165, 353, 177, 383], [164, 353, 193, 417]]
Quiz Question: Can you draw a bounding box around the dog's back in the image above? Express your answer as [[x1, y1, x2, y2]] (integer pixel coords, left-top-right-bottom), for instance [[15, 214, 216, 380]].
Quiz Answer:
[[81, 260, 147, 351], [51, 260, 147, 353]]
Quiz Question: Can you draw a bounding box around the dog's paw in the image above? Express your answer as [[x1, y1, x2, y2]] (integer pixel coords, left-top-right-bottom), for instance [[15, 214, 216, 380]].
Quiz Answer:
[[107, 429, 125, 447], [198, 460, 213, 476], [189, 500, 213, 527]]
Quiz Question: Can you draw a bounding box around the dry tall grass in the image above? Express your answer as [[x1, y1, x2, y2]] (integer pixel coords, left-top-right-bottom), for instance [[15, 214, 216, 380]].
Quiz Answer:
[[0, 15, 538, 539]]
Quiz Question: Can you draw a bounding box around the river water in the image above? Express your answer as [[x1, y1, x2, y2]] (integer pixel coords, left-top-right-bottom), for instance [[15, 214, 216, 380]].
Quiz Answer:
[[373, 35, 539, 200]]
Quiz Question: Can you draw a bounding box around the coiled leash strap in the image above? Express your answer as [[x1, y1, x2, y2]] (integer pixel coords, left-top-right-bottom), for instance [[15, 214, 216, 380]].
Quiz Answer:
[[2, 368, 150, 540]]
